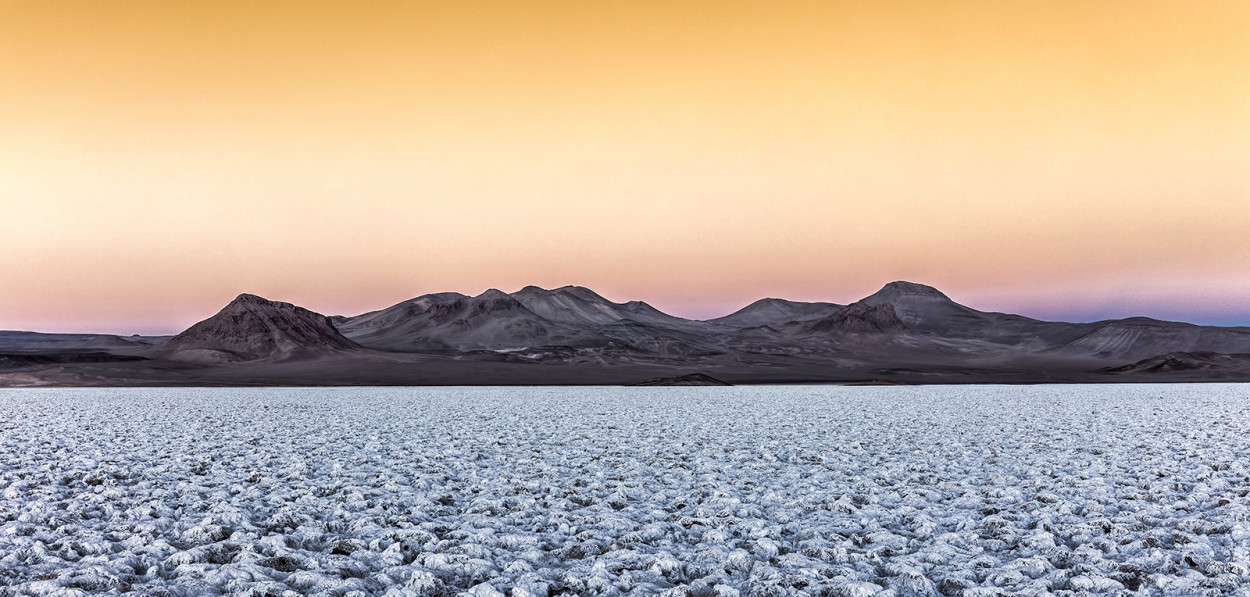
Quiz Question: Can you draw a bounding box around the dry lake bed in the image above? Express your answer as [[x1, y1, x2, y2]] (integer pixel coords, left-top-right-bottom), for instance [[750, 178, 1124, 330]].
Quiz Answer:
[[1, 385, 1248, 596]]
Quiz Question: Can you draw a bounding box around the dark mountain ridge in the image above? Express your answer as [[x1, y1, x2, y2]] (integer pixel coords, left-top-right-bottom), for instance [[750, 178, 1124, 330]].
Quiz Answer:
[[4, 281, 1250, 386]]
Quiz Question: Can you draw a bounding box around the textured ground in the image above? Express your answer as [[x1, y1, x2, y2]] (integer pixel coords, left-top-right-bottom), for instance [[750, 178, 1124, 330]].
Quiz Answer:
[[1, 385, 1249, 596]]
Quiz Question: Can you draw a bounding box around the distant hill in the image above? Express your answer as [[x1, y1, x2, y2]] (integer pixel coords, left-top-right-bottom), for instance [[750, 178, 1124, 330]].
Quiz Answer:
[[148, 294, 361, 363], [709, 298, 842, 328]]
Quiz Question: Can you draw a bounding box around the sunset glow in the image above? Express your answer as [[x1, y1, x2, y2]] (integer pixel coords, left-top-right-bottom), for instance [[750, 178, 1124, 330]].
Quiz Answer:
[[3, 1, 1248, 333]]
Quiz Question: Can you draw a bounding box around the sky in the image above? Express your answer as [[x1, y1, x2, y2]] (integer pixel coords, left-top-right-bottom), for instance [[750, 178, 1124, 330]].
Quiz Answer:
[[2, 1, 1249, 334]]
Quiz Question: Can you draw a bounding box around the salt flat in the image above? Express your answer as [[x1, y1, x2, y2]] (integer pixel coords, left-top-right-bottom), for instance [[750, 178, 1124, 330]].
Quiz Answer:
[[1, 385, 1248, 596]]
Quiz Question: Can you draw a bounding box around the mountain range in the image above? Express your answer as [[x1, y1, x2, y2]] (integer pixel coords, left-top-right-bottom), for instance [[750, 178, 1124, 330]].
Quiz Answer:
[[3, 281, 1249, 386]]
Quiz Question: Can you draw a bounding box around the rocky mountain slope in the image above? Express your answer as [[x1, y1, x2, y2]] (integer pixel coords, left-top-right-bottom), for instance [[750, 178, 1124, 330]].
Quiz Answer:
[[148, 294, 362, 363]]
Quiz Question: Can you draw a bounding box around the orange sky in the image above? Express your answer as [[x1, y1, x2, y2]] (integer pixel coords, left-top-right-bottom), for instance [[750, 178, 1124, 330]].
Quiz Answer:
[[2, 1, 1249, 333]]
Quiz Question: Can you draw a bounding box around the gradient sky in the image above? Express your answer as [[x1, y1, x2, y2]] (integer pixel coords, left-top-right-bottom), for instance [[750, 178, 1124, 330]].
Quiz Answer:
[[3, 1, 1249, 334]]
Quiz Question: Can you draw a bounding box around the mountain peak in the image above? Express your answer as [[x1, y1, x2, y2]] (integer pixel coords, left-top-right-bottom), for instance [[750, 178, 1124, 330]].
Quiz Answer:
[[225, 293, 335, 311], [511, 285, 606, 302], [867, 281, 951, 302], [409, 292, 468, 306], [229, 293, 276, 306], [552, 285, 607, 302], [475, 288, 511, 300], [220, 293, 309, 315]]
